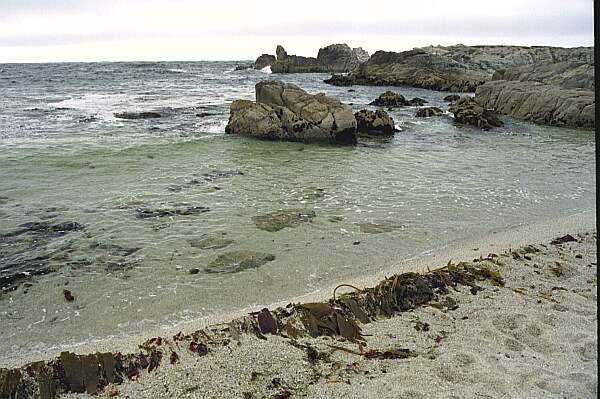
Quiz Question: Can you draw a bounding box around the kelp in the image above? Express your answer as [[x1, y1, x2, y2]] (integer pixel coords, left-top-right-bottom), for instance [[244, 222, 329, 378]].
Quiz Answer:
[[0, 259, 505, 398]]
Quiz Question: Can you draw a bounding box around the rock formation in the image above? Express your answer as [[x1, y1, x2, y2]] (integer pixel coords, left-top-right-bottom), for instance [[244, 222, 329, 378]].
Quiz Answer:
[[369, 91, 428, 107], [225, 80, 357, 144], [254, 54, 276, 70], [473, 59, 595, 129], [415, 107, 443, 118], [448, 97, 503, 129], [324, 45, 594, 93], [354, 109, 396, 136], [257, 44, 370, 73]]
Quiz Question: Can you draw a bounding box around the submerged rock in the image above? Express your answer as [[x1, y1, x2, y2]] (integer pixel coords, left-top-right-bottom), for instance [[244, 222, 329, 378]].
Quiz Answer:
[[201, 169, 244, 182], [415, 107, 444, 118], [448, 97, 503, 129], [225, 80, 357, 145], [354, 109, 396, 136], [135, 205, 209, 218], [407, 97, 428, 106], [3, 221, 85, 238], [357, 220, 405, 234], [189, 235, 234, 250], [234, 64, 253, 71], [205, 251, 275, 274], [252, 209, 316, 232], [114, 111, 162, 120]]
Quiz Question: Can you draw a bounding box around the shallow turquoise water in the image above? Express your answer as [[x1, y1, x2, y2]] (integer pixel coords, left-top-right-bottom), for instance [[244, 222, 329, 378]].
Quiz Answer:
[[0, 61, 595, 359]]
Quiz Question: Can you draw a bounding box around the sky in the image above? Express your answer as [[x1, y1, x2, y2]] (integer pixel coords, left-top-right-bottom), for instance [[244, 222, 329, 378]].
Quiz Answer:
[[0, 0, 594, 63]]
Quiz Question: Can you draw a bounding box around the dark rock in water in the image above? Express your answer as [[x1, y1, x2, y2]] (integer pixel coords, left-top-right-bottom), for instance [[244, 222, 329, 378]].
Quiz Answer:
[[407, 97, 428, 106], [354, 109, 396, 136], [448, 97, 503, 129], [254, 54, 276, 70], [202, 169, 244, 182], [226, 80, 357, 145], [267, 44, 369, 73], [205, 251, 275, 274], [415, 107, 444, 118], [370, 91, 407, 107], [63, 289, 75, 302], [189, 235, 234, 250], [135, 205, 209, 218], [443, 94, 461, 103], [114, 111, 162, 120], [234, 64, 253, 71], [3, 220, 85, 238], [357, 220, 405, 234], [252, 209, 316, 232], [196, 112, 216, 118], [189, 268, 200, 275]]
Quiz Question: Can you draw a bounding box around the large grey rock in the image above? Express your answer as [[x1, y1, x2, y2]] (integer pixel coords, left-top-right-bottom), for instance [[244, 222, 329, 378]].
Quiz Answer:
[[269, 44, 369, 73], [254, 54, 276, 70], [475, 80, 594, 129], [415, 107, 443, 118], [354, 109, 396, 136], [492, 61, 594, 90], [449, 97, 503, 129], [324, 45, 594, 92], [225, 80, 357, 144]]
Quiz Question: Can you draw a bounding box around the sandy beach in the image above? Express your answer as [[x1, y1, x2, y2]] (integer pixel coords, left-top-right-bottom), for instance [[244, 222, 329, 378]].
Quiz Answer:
[[2, 212, 596, 398]]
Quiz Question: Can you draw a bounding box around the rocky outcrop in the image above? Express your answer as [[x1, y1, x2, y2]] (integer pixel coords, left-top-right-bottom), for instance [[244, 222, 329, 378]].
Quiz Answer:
[[225, 80, 357, 144], [324, 45, 594, 93], [473, 59, 595, 129], [254, 54, 276, 70], [475, 81, 594, 129], [415, 107, 443, 118], [449, 97, 503, 129], [114, 111, 162, 119], [354, 109, 396, 136], [492, 61, 594, 90], [267, 44, 370, 73], [316, 44, 370, 73], [369, 91, 428, 107]]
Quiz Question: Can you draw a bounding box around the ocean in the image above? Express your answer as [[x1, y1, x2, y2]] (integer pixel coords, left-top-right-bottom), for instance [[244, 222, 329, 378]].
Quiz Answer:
[[0, 61, 595, 360]]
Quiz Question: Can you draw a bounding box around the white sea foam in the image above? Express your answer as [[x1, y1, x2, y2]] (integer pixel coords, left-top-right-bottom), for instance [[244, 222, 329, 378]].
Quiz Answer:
[[167, 68, 188, 73], [260, 66, 272, 74]]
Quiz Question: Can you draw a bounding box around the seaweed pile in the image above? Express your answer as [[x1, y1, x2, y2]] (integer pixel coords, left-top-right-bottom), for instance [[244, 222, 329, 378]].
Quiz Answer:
[[0, 260, 504, 398]]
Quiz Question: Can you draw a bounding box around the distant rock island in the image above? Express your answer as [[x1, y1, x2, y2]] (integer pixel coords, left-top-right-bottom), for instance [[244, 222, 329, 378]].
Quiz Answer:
[[254, 44, 369, 73], [253, 43, 594, 129]]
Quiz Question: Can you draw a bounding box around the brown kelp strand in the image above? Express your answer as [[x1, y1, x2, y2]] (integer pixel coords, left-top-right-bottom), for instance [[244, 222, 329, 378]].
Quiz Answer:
[[0, 260, 504, 398]]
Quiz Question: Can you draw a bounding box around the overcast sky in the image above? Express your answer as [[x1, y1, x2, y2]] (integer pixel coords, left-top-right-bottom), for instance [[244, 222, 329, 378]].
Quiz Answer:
[[0, 0, 594, 62]]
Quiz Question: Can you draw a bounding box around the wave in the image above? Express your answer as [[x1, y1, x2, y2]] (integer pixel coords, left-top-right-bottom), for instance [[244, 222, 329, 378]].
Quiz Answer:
[[167, 68, 188, 74], [260, 66, 272, 74]]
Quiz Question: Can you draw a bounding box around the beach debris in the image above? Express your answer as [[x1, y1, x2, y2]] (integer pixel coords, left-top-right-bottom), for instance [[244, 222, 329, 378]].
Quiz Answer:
[[205, 251, 276, 274], [414, 321, 430, 331], [189, 341, 209, 356], [0, 256, 508, 397], [252, 209, 316, 232], [273, 389, 292, 398], [135, 204, 209, 219], [257, 308, 278, 335], [63, 289, 75, 302], [551, 234, 577, 245]]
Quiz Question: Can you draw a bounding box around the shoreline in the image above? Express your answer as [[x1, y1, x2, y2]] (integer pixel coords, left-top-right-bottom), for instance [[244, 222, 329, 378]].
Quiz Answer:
[[1, 208, 595, 369]]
